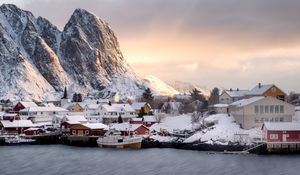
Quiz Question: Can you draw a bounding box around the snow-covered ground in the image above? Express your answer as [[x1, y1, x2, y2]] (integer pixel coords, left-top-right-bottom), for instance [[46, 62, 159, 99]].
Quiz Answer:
[[293, 106, 300, 122], [184, 114, 261, 145], [149, 113, 261, 145], [150, 115, 193, 133]]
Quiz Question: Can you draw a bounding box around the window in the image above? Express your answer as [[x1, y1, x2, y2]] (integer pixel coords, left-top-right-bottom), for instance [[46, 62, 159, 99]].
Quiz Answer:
[[72, 130, 76, 135], [260, 118, 264, 123], [270, 134, 278, 139], [260, 106, 264, 114], [254, 118, 259, 123], [85, 130, 89, 135], [280, 106, 284, 113], [265, 118, 269, 122], [275, 105, 279, 113], [270, 105, 274, 113], [265, 106, 269, 113], [280, 117, 284, 122], [275, 118, 279, 122], [255, 106, 259, 114]]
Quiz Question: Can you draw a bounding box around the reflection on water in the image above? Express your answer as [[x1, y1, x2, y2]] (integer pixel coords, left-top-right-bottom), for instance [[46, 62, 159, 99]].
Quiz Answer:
[[1, 145, 300, 175]]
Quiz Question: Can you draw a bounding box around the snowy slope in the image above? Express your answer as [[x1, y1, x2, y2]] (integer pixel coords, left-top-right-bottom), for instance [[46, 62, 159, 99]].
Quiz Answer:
[[167, 80, 210, 97], [143, 75, 179, 96], [150, 115, 193, 133]]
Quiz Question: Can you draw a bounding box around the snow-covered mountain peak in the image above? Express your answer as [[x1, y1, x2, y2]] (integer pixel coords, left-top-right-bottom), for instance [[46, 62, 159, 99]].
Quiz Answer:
[[143, 75, 179, 96]]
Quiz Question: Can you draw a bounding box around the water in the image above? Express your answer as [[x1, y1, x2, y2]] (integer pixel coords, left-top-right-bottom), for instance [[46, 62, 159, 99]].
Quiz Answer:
[[1, 145, 300, 175]]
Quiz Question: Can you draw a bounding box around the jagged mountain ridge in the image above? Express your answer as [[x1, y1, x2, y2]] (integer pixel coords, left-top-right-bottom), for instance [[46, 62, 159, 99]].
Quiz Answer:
[[0, 4, 146, 101]]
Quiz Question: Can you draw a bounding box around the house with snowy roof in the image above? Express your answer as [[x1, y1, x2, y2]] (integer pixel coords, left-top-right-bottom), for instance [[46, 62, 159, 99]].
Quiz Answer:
[[62, 102, 84, 112], [60, 115, 88, 131], [219, 89, 250, 104], [246, 83, 287, 101], [70, 123, 108, 136], [110, 123, 149, 136], [131, 102, 152, 115], [229, 96, 294, 129], [100, 104, 135, 124], [12, 101, 38, 113], [0, 120, 35, 134]]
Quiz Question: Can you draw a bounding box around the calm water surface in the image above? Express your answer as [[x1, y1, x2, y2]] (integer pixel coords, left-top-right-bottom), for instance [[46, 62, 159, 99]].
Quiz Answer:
[[1, 145, 300, 175]]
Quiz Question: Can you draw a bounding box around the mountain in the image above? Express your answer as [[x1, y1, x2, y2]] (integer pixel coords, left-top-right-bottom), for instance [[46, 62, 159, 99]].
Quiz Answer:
[[166, 80, 210, 97], [0, 4, 145, 101], [143, 75, 179, 96]]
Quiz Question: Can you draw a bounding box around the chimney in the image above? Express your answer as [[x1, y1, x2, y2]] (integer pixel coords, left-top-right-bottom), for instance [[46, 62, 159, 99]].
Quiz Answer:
[[258, 83, 261, 88], [237, 88, 239, 91]]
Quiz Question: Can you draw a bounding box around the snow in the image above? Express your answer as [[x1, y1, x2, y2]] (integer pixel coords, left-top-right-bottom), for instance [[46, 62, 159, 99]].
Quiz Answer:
[[223, 90, 249, 98], [20, 106, 68, 112], [230, 96, 265, 107], [263, 122, 300, 131], [184, 114, 261, 145], [247, 84, 273, 95], [143, 75, 179, 96], [63, 115, 87, 123], [150, 135, 178, 142], [131, 102, 147, 110], [150, 115, 193, 133], [17, 101, 38, 108], [102, 104, 134, 112], [110, 123, 146, 131], [143, 115, 157, 122], [83, 123, 108, 130], [1, 120, 35, 128], [213, 104, 229, 108]]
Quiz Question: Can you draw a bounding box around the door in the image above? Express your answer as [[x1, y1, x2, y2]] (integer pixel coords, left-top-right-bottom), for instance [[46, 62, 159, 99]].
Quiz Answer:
[[78, 130, 84, 136], [282, 134, 288, 142]]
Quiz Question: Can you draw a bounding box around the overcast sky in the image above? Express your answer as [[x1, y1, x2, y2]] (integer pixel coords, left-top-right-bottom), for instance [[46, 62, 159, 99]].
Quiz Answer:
[[2, 0, 300, 92]]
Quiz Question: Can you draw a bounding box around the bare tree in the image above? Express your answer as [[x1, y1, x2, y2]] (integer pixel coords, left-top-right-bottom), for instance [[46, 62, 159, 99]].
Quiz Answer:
[[155, 113, 166, 123]]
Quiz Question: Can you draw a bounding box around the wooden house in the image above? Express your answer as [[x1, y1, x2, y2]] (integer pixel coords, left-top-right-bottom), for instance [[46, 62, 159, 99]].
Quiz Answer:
[[111, 123, 150, 136], [70, 123, 108, 136]]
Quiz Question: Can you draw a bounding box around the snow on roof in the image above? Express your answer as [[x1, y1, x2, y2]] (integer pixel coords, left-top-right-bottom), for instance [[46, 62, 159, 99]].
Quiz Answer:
[[111, 123, 146, 131], [20, 106, 68, 112], [64, 115, 87, 123], [83, 123, 108, 130], [3, 113, 18, 117], [263, 122, 300, 131], [143, 115, 157, 122], [102, 104, 134, 112], [131, 118, 143, 121], [42, 103, 56, 107], [230, 96, 265, 107], [0, 112, 5, 116], [1, 120, 35, 128], [224, 90, 249, 98], [85, 103, 100, 110], [247, 84, 274, 95], [24, 127, 45, 131], [131, 102, 147, 110], [19, 101, 38, 108], [213, 104, 229, 108]]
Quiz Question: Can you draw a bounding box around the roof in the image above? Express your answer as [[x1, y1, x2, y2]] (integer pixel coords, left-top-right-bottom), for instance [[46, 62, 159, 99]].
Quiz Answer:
[[213, 104, 229, 108], [223, 90, 249, 98], [131, 118, 143, 122], [263, 122, 300, 131], [82, 123, 108, 130], [143, 115, 157, 122], [62, 103, 84, 110], [3, 113, 18, 117], [18, 101, 38, 108], [24, 127, 45, 131], [20, 106, 68, 112], [230, 96, 265, 107], [131, 102, 147, 110], [64, 115, 87, 123], [85, 104, 100, 110], [111, 123, 147, 131], [247, 84, 274, 95], [102, 104, 134, 112], [1, 120, 35, 128]]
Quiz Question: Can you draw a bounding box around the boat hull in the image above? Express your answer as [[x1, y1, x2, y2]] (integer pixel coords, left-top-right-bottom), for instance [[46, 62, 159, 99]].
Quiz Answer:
[[98, 141, 142, 149]]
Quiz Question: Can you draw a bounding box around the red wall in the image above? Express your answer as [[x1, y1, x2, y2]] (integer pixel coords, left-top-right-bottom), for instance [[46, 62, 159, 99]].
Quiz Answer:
[[12, 103, 25, 113], [267, 130, 300, 142], [24, 129, 45, 135]]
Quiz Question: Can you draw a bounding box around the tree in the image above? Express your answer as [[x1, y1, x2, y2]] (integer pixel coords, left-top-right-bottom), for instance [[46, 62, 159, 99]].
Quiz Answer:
[[288, 92, 299, 103], [62, 87, 68, 99], [190, 88, 206, 101], [142, 88, 154, 102], [208, 87, 219, 105], [138, 107, 146, 118], [77, 93, 83, 102], [72, 93, 78, 102], [118, 114, 123, 123], [191, 111, 201, 124]]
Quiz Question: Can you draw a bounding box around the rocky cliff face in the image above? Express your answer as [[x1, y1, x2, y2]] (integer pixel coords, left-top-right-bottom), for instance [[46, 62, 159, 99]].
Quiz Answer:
[[0, 4, 145, 101]]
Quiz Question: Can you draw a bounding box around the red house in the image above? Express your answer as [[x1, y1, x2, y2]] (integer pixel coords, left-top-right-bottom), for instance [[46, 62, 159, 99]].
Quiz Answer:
[[143, 115, 157, 127], [111, 123, 150, 136], [70, 123, 108, 137], [130, 118, 143, 124], [24, 128, 46, 136], [262, 122, 300, 152], [0, 120, 35, 134], [2, 113, 20, 120], [12, 101, 38, 113]]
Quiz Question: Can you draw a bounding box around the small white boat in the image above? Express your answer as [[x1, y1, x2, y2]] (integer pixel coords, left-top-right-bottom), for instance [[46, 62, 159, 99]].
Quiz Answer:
[[97, 130, 142, 149]]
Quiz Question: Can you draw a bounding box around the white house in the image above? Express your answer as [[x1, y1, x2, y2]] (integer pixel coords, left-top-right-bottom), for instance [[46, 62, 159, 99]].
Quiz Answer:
[[100, 104, 136, 124], [219, 89, 249, 104], [229, 96, 295, 129], [19, 106, 68, 124]]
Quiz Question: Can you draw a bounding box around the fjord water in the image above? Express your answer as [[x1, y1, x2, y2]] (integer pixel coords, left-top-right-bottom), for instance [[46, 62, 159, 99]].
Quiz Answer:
[[1, 145, 300, 175]]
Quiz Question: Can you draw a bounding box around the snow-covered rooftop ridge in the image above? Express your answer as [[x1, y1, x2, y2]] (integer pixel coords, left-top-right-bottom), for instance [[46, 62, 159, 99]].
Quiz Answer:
[[263, 122, 300, 131], [64, 115, 87, 123], [83, 123, 108, 130], [131, 102, 147, 110], [247, 84, 274, 95], [224, 89, 249, 98], [0, 120, 35, 128], [102, 103, 134, 112], [230, 96, 265, 107], [111, 123, 145, 131], [20, 106, 68, 112], [143, 115, 157, 122], [213, 104, 229, 108], [18, 101, 38, 108]]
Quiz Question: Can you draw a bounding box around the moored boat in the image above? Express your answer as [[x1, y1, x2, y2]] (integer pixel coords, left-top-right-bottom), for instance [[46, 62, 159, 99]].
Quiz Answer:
[[97, 130, 142, 149]]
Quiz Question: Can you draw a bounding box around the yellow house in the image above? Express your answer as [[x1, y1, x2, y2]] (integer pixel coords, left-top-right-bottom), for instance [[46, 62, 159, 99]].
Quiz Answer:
[[63, 103, 84, 112], [131, 102, 152, 114], [247, 83, 287, 101]]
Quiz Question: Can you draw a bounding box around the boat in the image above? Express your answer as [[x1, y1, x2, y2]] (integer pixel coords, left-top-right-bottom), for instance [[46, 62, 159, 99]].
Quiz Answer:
[[97, 130, 143, 149]]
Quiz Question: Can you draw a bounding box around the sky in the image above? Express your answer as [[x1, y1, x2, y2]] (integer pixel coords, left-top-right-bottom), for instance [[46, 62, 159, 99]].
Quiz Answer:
[[1, 0, 300, 92]]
